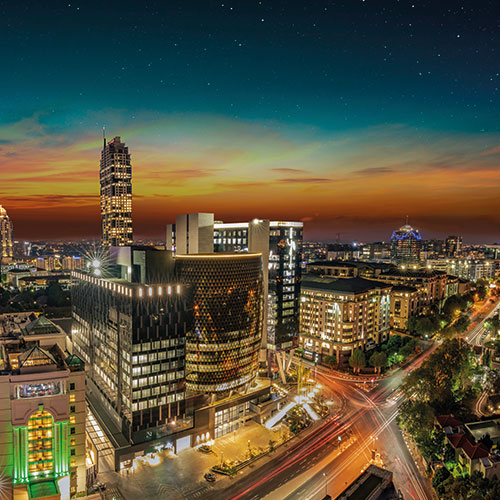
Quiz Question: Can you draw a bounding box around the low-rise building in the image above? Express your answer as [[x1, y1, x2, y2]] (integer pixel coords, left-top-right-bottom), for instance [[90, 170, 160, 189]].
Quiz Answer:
[[299, 276, 391, 364], [336, 465, 397, 500]]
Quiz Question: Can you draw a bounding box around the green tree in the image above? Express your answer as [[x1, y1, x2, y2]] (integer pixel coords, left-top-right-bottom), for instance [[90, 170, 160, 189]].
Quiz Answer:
[[323, 355, 337, 368], [369, 351, 387, 374], [455, 314, 471, 334], [432, 466, 451, 491], [349, 349, 366, 374]]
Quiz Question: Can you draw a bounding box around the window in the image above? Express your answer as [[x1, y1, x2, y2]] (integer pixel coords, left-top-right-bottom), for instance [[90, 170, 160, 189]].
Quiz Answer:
[[69, 383, 75, 391], [71, 449, 76, 456], [70, 427, 75, 435], [70, 405, 75, 413]]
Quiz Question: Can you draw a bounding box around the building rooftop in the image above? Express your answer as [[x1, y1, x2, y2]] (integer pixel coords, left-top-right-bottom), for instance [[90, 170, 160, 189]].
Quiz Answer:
[[391, 284, 419, 293], [381, 268, 447, 278], [437, 414, 464, 429], [302, 276, 392, 294], [336, 465, 396, 500], [465, 419, 500, 443], [447, 433, 490, 460], [308, 260, 358, 268]]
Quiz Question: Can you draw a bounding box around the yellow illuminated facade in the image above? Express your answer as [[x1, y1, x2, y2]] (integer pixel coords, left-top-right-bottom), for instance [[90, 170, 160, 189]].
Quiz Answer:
[[100, 136, 133, 247], [299, 277, 391, 364]]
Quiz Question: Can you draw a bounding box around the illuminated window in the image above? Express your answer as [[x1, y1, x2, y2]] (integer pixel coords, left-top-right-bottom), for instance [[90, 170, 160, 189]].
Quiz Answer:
[[27, 410, 54, 478]]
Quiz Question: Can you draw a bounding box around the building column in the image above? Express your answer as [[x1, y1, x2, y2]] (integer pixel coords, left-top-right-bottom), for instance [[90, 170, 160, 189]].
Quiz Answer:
[[13, 426, 28, 483]]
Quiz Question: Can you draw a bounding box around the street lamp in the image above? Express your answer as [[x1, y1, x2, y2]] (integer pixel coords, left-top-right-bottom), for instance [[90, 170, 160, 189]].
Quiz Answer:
[[322, 472, 328, 497]]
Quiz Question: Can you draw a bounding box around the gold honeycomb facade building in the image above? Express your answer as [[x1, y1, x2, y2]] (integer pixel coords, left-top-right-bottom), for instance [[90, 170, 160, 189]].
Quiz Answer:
[[176, 254, 264, 395], [100, 136, 133, 247]]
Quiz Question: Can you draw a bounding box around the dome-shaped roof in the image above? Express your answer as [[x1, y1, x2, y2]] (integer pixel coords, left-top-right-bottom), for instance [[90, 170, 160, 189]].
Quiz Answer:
[[399, 224, 415, 232]]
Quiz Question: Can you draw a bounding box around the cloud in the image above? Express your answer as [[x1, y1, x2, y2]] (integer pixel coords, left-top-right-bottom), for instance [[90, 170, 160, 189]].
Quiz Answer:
[[353, 166, 395, 176], [269, 167, 307, 174], [278, 177, 332, 184]]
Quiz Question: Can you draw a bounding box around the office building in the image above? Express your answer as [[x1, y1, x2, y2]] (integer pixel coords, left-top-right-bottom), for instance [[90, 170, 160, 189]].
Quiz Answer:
[[390, 221, 422, 266], [176, 253, 263, 396], [360, 241, 391, 262], [0, 205, 14, 263], [166, 213, 214, 254], [376, 268, 449, 308], [167, 215, 303, 382], [427, 258, 496, 281], [72, 246, 268, 469], [445, 235, 462, 257], [100, 136, 133, 247], [0, 313, 86, 500], [72, 247, 191, 451], [299, 276, 391, 364]]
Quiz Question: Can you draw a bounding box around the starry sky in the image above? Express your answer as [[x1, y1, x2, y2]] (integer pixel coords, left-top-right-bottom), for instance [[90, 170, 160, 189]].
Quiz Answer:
[[1, 0, 499, 243]]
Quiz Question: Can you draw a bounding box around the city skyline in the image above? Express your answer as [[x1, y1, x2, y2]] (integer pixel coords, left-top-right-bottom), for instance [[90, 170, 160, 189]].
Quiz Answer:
[[1, 1, 500, 243]]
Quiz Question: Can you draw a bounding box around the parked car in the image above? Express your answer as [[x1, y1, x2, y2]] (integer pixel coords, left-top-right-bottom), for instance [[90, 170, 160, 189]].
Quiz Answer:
[[204, 473, 216, 483]]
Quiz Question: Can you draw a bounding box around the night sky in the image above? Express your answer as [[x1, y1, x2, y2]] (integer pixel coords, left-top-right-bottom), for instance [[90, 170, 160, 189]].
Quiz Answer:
[[1, 0, 499, 242]]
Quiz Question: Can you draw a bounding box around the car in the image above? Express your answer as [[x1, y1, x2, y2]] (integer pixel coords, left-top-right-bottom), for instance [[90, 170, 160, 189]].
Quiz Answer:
[[204, 473, 216, 483]]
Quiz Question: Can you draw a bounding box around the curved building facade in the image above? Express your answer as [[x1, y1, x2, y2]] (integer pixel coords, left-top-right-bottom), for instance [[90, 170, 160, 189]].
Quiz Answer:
[[176, 254, 263, 395]]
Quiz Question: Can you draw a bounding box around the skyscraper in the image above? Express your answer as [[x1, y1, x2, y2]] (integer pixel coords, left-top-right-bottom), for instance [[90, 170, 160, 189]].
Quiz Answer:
[[0, 205, 13, 263], [390, 220, 422, 266], [100, 136, 133, 247]]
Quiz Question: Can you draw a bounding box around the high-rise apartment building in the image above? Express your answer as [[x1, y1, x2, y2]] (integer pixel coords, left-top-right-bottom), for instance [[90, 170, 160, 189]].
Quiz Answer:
[[100, 136, 133, 247], [390, 221, 422, 266], [0, 205, 14, 263]]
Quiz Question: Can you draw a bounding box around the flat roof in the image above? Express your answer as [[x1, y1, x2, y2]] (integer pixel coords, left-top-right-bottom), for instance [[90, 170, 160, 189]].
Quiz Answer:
[[27, 479, 59, 499], [302, 276, 391, 294], [336, 465, 394, 500], [466, 419, 500, 441]]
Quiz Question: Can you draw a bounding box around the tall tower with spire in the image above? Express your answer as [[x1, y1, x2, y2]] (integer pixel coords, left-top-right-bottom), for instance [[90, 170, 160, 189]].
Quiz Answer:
[[0, 205, 13, 263], [100, 136, 133, 247]]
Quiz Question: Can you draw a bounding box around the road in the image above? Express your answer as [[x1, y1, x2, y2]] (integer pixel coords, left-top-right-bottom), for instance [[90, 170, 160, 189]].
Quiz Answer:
[[213, 346, 437, 500], [464, 298, 500, 347]]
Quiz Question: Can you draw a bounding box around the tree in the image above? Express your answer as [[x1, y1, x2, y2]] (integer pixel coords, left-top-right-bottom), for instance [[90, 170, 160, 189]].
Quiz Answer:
[[484, 314, 500, 337], [432, 466, 451, 491], [398, 400, 435, 442], [323, 355, 337, 368], [479, 433, 493, 450], [369, 351, 387, 374], [455, 314, 471, 334], [349, 349, 366, 374]]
